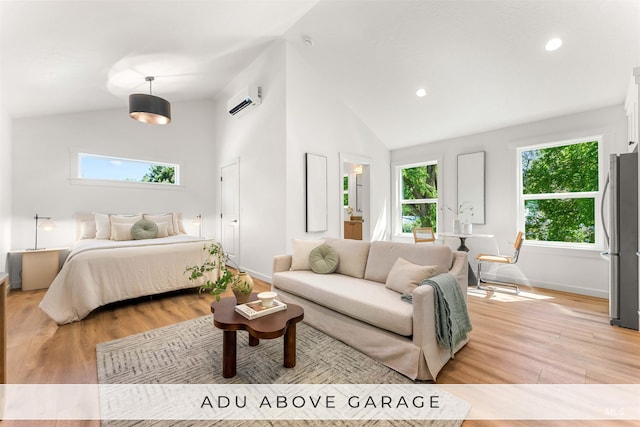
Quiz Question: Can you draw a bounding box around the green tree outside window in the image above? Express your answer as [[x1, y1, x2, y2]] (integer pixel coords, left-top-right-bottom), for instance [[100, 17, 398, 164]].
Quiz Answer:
[[520, 140, 599, 244], [400, 163, 438, 233], [143, 165, 176, 184]]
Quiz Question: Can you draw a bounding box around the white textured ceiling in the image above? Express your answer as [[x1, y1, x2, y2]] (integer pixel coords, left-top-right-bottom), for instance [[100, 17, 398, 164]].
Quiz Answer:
[[2, 1, 639, 150]]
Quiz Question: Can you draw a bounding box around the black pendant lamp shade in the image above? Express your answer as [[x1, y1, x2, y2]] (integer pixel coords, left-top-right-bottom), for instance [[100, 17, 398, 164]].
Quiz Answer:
[[129, 76, 171, 125]]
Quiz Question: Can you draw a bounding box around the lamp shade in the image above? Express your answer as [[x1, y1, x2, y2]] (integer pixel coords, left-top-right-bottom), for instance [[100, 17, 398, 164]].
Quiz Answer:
[[38, 218, 56, 231], [129, 94, 171, 125]]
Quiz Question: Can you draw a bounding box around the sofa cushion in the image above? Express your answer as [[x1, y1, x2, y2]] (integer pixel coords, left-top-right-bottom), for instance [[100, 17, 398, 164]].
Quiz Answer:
[[324, 238, 371, 279], [309, 244, 339, 274], [385, 257, 438, 294], [364, 241, 453, 283], [290, 239, 324, 271], [273, 270, 413, 336]]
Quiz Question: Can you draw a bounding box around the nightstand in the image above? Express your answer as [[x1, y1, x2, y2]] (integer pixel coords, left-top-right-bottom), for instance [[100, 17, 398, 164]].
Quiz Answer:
[[9, 248, 67, 291]]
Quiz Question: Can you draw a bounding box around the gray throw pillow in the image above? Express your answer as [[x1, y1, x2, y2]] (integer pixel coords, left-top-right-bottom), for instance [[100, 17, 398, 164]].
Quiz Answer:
[[131, 219, 158, 240], [309, 244, 339, 274]]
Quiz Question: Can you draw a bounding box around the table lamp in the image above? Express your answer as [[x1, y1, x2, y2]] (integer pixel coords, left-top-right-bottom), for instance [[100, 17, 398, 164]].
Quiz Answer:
[[29, 213, 56, 251]]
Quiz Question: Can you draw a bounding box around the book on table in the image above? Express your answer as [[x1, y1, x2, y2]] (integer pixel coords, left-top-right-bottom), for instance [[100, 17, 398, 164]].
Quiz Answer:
[[235, 299, 287, 320]]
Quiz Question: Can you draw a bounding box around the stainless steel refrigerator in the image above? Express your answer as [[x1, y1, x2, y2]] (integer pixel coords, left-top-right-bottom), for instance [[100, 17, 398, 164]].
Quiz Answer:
[[601, 151, 639, 330]]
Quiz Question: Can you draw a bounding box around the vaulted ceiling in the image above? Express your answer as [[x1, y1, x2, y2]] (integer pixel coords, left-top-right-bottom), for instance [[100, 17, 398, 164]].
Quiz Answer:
[[2, 0, 639, 149]]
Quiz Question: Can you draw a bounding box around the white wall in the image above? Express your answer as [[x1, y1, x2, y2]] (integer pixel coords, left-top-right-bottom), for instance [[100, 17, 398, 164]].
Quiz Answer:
[[0, 101, 12, 265], [213, 41, 288, 282], [285, 43, 390, 246], [392, 105, 628, 297], [11, 99, 217, 250], [212, 40, 391, 282]]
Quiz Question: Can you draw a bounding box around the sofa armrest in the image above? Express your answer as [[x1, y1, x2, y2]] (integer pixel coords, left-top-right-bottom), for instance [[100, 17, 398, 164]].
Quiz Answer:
[[411, 285, 436, 348], [273, 255, 292, 273], [411, 281, 469, 379]]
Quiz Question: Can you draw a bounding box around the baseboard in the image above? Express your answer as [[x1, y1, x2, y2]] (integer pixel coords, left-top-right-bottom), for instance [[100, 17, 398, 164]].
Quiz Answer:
[[240, 267, 271, 286], [481, 272, 608, 299]]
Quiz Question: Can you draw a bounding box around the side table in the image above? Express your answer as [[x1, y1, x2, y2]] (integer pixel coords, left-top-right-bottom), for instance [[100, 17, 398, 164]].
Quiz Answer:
[[7, 248, 68, 290], [210, 294, 304, 378]]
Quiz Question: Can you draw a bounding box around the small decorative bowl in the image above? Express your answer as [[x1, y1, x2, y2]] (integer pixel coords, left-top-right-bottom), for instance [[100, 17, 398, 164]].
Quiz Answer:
[[257, 291, 277, 307]]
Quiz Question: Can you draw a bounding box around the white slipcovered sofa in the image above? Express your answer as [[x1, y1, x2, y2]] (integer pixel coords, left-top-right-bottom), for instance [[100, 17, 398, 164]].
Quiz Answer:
[[272, 238, 469, 381]]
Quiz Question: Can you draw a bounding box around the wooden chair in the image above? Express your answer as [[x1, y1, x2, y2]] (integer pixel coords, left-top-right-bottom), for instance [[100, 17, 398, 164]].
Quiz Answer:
[[413, 227, 435, 243], [476, 231, 524, 294]]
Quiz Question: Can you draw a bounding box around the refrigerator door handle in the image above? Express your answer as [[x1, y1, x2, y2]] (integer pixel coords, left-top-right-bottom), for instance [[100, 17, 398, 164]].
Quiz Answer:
[[601, 174, 610, 246]]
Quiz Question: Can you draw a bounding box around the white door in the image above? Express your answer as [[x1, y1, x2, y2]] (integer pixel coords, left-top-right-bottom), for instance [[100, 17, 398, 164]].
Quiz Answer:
[[221, 161, 240, 267]]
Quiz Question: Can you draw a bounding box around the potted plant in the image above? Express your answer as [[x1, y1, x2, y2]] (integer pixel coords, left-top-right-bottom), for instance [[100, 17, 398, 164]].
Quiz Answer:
[[185, 243, 253, 303]]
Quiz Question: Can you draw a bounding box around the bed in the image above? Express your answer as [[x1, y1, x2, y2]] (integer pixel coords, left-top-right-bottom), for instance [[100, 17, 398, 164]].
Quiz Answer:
[[39, 213, 215, 325]]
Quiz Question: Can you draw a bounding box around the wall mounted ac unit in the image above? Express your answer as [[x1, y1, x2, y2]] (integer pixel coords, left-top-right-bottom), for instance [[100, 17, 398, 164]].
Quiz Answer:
[[227, 85, 262, 116]]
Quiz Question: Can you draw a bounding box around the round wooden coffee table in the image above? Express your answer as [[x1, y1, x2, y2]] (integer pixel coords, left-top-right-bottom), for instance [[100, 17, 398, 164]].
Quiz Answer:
[[210, 293, 304, 378]]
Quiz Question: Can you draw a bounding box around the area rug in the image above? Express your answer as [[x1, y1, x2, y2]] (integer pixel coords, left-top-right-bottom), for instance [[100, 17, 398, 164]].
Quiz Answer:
[[97, 316, 469, 426]]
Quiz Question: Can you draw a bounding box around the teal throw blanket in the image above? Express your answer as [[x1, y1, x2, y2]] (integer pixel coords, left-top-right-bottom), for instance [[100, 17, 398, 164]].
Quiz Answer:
[[401, 273, 472, 357]]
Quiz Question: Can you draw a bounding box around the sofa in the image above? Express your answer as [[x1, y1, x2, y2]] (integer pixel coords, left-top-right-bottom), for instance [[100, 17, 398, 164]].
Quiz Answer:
[[272, 237, 469, 381]]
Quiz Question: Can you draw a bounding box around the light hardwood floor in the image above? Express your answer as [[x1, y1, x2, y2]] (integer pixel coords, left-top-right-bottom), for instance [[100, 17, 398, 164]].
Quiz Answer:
[[4, 280, 640, 427]]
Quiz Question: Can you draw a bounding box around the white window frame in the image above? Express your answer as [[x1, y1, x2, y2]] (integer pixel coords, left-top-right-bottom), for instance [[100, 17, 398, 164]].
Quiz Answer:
[[516, 135, 604, 250], [69, 150, 182, 190], [394, 159, 441, 237]]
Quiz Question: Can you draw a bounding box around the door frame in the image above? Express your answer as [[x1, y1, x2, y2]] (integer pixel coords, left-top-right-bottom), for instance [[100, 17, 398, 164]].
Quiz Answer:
[[220, 159, 240, 268], [339, 152, 371, 240]]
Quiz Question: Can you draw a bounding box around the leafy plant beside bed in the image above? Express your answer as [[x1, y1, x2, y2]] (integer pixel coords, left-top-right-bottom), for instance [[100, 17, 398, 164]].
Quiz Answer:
[[185, 243, 253, 302]]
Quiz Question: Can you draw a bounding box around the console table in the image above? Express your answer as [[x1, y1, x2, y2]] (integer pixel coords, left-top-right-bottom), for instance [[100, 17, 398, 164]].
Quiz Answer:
[[438, 232, 494, 252], [438, 232, 494, 285]]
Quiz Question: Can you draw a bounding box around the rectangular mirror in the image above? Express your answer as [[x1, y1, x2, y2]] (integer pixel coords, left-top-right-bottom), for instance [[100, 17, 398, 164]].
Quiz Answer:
[[305, 153, 328, 232], [457, 151, 485, 224], [355, 173, 363, 212]]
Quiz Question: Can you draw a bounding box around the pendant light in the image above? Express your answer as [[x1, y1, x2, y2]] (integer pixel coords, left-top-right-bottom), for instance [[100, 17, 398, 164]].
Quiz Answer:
[[129, 76, 171, 125]]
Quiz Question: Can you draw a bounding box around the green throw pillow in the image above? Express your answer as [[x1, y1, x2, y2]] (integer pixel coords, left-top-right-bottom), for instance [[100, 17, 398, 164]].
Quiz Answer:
[[309, 244, 339, 274], [131, 219, 158, 240]]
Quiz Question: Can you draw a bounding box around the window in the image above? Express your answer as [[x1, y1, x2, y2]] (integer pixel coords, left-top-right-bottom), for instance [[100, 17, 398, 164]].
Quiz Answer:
[[518, 137, 601, 247], [398, 161, 439, 233], [343, 175, 349, 206], [77, 153, 179, 186]]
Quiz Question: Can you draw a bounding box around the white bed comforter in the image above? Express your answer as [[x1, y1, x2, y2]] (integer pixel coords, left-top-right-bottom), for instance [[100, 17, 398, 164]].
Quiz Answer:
[[39, 236, 214, 325]]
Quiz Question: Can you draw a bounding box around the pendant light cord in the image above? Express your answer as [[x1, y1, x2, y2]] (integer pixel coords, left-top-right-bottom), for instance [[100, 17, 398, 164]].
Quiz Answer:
[[145, 76, 154, 95]]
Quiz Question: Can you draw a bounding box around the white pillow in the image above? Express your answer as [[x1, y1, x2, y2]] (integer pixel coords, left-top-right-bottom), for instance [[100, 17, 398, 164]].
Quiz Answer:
[[290, 239, 324, 271], [172, 212, 181, 235], [111, 222, 134, 241], [79, 220, 97, 239], [109, 214, 143, 240], [176, 212, 186, 234], [156, 222, 170, 238], [144, 213, 176, 235], [94, 213, 110, 239], [385, 257, 438, 294]]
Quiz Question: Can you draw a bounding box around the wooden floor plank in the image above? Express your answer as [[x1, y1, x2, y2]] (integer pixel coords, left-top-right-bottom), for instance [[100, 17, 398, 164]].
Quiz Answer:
[[4, 280, 640, 427]]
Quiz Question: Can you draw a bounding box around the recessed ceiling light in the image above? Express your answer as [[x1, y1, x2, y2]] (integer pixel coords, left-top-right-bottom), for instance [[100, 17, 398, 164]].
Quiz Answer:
[[416, 88, 427, 97], [545, 38, 563, 51]]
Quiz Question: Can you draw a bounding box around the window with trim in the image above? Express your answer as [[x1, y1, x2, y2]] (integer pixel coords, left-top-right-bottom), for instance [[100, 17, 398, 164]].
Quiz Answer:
[[78, 153, 179, 186], [518, 137, 601, 247], [398, 161, 438, 233]]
